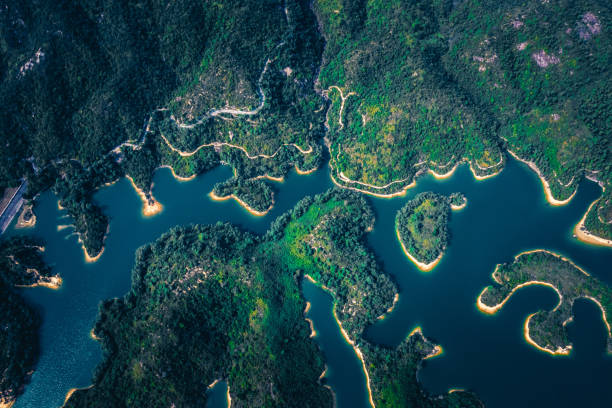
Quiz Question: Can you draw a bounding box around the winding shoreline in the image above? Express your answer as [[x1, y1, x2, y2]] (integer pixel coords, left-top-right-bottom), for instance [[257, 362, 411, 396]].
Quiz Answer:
[[377, 293, 399, 320], [15, 274, 62, 290], [395, 228, 443, 272], [332, 308, 375, 408], [523, 313, 572, 355], [574, 199, 612, 247], [304, 275, 375, 408], [476, 249, 611, 355], [62, 385, 93, 407], [476, 280, 563, 315], [208, 191, 272, 217], [408, 327, 444, 359], [126, 176, 163, 217], [506, 149, 576, 206]]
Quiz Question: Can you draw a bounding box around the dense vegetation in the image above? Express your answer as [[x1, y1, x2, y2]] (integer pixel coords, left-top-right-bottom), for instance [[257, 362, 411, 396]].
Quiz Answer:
[[212, 177, 274, 215], [0, 281, 40, 408], [396, 192, 463, 268], [315, 0, 504, 195], [445, 0, 612, 232], [0, 237, 58, 406], [314, 0, 611, 240], [1, 0, 326, 258], [478, 250, 612, 354], [2, 0, 611, 253], [64, 189, 480, 407]]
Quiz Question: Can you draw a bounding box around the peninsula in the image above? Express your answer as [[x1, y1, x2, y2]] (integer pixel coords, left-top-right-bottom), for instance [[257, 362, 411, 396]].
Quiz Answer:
[[63, 190, 480, 407], [0, 238, 60, 407], [477, 250, 612, 355]]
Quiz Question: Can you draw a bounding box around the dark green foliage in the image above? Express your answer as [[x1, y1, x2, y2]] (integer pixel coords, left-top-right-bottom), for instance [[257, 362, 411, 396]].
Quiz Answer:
[[0, 236, 57, 406], [479, 250, 612, 354], [395, 192, 454, 265], [0, 281, 40, 407], [0, 236, 53, 286], [53, 157, 122, 257], [64, 189, 481, 407]]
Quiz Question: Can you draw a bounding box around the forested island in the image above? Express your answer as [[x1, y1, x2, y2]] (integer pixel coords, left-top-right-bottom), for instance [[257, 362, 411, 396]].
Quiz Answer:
[[0, 237, 59, 407], [396, 192, 465, 271], [477, 250, 612, 355], [62, 190, 480, 407]]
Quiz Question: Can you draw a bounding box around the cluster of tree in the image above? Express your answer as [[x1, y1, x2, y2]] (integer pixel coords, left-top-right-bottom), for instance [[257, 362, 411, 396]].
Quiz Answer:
[[53, 158, 122, 257], [1, 0, 328, 251], [212, 177, 274, 214], [0, 236, 53, 286], [443, 0, 612, 226], [65, 189, 482, 407], [480, 250, 612, 354], [362, 337, 483, 408], [0, 236, 57, 406], [396, 192, 456, 264], [0, 281, 40, 407], [584, 194, 612, 241], [314, 0, 611, 238], [315, 0, 503, 192]]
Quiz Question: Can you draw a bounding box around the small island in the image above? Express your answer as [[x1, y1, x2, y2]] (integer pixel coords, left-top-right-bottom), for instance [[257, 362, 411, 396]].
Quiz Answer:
[[395, 192, 466, 271], [477, 250, 611, 355]]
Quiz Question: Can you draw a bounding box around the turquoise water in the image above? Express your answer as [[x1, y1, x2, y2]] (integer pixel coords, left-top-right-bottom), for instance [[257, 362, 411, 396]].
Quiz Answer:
[[302, 278, 371, 408], [205, 381, 229, 408], [5, 157, 612, 407]]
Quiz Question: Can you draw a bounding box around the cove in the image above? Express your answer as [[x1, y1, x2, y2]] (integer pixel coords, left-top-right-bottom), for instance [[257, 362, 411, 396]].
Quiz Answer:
[[4, 155, 611, 408]]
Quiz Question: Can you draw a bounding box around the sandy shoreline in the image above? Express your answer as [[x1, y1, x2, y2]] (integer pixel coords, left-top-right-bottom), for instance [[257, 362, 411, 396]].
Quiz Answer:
[[408, 327, 444, 359], [332, 308, 375, 408], [523, 313, 572, 356], [209, 191, 272, 216], [82, 243, 105, 263], [573, 199, 612, 247], [450, 198, 467, 211], [89, 329, 101, 341], [126, 175, 163, 217], [0, 400, 15, 408], [304, 301, 317, 337], [506, 149, 576, 206], [304, 274, 374, 408], [62, 385, 93, 406], [468, 161, 503, 180], [159, 165, 196, 182], [330, 154, 503, 199], [15, 274, 62, 290], [476, 280, 563, 315], [377, 293, 399, 320], [295, 162, 319, 175], [15, 204, 36, 228], [395, 228, 443, 272]]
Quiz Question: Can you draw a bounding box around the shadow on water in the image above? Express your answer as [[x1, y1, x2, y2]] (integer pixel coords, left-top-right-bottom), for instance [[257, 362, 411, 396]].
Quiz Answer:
[[4, 155, 612, 407]]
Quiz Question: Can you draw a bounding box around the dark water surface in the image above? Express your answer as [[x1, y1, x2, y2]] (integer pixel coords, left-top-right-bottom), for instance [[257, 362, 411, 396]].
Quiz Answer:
[[6, 157, 612, 407]]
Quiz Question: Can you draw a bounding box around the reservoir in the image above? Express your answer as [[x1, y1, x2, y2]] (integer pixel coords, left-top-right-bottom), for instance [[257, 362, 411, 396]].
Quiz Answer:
[[5, 156, 612, 407]]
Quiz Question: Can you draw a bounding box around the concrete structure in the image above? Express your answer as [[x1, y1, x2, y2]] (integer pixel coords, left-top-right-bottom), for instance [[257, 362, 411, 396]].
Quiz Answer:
[[0, 181, 27, 234]]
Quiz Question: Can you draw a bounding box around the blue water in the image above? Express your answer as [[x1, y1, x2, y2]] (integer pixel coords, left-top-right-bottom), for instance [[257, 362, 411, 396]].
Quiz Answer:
[[5, 156, 612, 407]]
